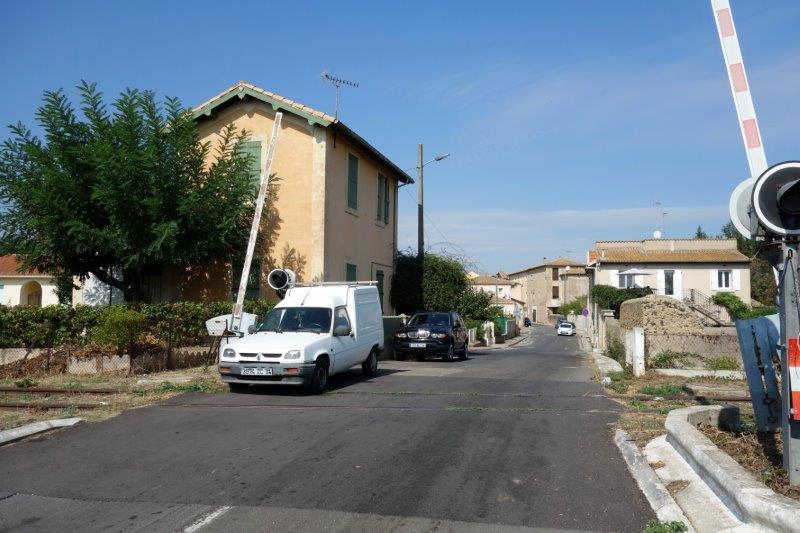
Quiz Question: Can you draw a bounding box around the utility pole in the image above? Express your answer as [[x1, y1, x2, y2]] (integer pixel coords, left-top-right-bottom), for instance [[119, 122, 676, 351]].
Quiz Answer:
[[417, 143, 424, 257], [778, 243, 800, 483]]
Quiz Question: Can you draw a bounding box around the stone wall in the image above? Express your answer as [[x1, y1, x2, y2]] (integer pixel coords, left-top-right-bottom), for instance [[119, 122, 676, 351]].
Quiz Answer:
[[645, 331, 742, 365], [620, 295, 703, 335]]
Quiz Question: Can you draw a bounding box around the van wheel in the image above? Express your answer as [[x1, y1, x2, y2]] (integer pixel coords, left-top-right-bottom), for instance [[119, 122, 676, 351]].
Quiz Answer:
[[307, 360, 329, 394], [459, 342, 468, 360], [443, 344, 455, 362], [228, 382, 248, 393], [362, 350, 378, 377]]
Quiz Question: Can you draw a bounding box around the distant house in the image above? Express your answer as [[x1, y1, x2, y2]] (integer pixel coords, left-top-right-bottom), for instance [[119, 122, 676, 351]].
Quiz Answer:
[[0, 255, 59, 307], [508, 258, 588, 323], [586, 238, 751, 304], [469, 275, 524, 323]]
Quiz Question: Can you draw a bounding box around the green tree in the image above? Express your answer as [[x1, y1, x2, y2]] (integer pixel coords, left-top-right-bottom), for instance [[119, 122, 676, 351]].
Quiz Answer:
[[0, 82, 257, 301], [390, 251, 496, 320], [720, 222, 777, 305], [694, 225, 708, 239]]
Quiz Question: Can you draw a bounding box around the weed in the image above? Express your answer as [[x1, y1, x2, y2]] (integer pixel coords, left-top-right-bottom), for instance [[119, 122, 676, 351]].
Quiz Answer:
[[649, 350, 692, 369], [644, 519, 688, 533], [154, 379, 217, 393], [13, 377, 36, 388], [605, 336, 625, 364], [706, 356, 740, 371], [638, 384, 685, 398]]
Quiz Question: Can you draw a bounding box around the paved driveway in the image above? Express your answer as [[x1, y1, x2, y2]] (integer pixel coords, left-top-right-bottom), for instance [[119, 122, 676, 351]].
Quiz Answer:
[[0, 325, 652, 532]]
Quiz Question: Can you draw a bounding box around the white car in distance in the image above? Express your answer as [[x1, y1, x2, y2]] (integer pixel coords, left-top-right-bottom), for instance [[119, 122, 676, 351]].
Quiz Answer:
[[557, 322, 576, 336]]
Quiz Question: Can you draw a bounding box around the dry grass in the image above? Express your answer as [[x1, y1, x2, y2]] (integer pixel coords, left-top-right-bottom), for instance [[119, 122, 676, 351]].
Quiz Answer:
[[699, 410, 800, 501], [0, 366, 224, 430]]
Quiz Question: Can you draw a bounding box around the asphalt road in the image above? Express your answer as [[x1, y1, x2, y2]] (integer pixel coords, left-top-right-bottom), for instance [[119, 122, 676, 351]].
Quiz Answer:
[[0, 325, 652, 532]]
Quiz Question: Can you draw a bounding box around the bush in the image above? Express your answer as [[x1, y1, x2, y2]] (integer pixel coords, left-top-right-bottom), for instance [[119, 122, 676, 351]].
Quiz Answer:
[[591, 285, 652, 317], [605, 335, 625, 365], [557, 295, 587, 317], [712, 292, 777, 320], [649, 350, 692, 369], [90, 306, 146, 354], [707, 356, 740, 371]]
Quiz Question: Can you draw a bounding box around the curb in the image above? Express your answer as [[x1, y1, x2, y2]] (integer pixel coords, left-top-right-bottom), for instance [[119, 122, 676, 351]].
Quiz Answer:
[[0, 418, 82, 445], [614, 430, 694, 529], [665, 405, 800, 532], [655, 369, 745, 380]]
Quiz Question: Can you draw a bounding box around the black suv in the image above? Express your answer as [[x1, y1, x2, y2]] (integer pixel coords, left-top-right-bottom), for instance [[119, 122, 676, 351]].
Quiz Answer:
[[394, 311, 468, 362]]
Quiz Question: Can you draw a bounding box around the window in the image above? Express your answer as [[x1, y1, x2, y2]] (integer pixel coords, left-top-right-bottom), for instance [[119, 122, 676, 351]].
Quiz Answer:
[[377, 174, 389, 223], [257, 307, 332, 333], [347, 154, 358, 209], [718, 269, 732, 289], [664, 270, 674, 296], [552, 268, 558, 281], [376, 269, 384, 308], [346, 263, 357, 282], [334, 306, 351, 331], [239, 140, 262, 190], [619, 274, 637, 288], [552, 285, 559, 299]]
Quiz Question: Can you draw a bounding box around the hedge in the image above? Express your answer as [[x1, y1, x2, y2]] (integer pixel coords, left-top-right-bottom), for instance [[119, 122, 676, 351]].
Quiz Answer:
[[711, 292, 776, 320], [590, 285, 653, 318], [0, 300, 274, 349]]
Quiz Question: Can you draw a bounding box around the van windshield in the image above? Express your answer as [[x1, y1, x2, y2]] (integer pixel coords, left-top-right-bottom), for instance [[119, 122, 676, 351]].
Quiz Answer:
[[257, 307, 332, 333]]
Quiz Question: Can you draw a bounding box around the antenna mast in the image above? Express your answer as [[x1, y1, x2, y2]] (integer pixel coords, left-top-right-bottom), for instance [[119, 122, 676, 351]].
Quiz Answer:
[[320, 71, 359, 120]]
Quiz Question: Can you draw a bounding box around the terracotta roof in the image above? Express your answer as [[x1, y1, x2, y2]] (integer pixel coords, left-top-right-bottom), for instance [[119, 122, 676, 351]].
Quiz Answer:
[[509, 257, 585, 275], [0, 255, 48, 277], [470, 275, 513, 286], [595, 248, 750, 264], [192, 81, 413, 184], [562, 267, 588, 276]]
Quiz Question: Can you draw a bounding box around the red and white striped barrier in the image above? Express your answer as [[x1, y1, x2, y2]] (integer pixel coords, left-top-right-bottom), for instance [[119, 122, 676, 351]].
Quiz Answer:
[[789, 337, 800, 420], [710, 0, 768, 179]]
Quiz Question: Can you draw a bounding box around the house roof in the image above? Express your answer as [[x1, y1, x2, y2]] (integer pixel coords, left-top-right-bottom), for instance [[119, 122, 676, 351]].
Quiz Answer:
[[561, 267, 588, 277], [470, 275, 513, 286], [594, 248, 750, 264], [491, 296, 525, 305], [192, 81, 413, 184], [509, 257, 585, 276], [0, 255, 48, 277]]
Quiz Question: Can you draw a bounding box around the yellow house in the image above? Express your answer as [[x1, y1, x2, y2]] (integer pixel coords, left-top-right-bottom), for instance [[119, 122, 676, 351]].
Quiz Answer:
[[182, 81, 411, 312]]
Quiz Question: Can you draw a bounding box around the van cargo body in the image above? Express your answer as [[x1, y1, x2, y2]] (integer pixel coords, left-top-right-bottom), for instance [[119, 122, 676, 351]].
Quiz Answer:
[[218, 283, 383, 393]]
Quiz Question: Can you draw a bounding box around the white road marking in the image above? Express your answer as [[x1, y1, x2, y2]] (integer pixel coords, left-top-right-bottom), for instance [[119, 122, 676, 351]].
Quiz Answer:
[[184, 505, 231, 533]]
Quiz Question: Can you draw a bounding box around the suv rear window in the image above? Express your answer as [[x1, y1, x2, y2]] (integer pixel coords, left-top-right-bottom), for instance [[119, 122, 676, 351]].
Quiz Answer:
[[408, 313, 451, 327]]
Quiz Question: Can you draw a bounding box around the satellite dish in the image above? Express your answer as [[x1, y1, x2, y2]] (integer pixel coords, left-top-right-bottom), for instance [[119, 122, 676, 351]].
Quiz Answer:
[[729, 177, 758, 239], [752, 162, 800, 236]]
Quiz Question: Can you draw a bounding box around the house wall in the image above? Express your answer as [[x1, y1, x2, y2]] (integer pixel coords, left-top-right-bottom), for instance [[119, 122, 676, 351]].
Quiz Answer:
[[594, 263, 751, 304], [473, 284, 512, 299], [560, 275, 589, 306], [197, 101, 321, 288], [323, 132, 398, 313], [0, 277, 59, 307]]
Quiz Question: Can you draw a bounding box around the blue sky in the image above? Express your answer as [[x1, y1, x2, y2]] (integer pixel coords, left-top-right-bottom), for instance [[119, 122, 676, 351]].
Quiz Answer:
[[2, 1, 800, 273]]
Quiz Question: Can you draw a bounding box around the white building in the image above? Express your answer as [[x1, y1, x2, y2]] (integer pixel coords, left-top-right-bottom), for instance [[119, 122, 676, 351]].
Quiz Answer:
[[587, 238, 751, 304], [0, 255, 59, 307]]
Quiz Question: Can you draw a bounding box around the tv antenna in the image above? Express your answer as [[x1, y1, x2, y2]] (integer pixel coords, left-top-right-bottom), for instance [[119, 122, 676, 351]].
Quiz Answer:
[[320, 71, 358, 120], [652, 200, 667, 236]]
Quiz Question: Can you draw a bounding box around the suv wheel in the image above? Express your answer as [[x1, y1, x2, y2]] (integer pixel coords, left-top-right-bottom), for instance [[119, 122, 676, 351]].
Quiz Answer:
[[459, 342, 468, 360], [362, 349, 378, 377], [443, 344, 455, 362], [307, 360, 329, 394]]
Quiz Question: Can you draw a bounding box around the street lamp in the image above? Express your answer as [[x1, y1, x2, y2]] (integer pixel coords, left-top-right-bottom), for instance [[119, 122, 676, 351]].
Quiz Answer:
[[415, 146, 450, 257]]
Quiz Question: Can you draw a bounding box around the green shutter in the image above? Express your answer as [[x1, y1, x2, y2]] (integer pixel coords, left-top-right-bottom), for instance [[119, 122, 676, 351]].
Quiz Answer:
[[376, 175, 384, 220], [347, 154, 358, 209], [376, 270, 384, 307], [382, 176, 390, 223], [240, 140, 262, 190], [346, 263, 357, 281]]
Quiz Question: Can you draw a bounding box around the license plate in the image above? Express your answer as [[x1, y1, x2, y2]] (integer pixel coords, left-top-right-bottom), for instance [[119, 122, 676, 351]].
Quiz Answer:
[[242, 367, 273, 376], [409, 342, 426, 348]]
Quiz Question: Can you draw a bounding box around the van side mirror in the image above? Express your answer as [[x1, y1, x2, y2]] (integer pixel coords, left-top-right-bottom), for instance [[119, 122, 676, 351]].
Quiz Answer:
[[334, 325, 351, 337], [247, 325, 256, 334]]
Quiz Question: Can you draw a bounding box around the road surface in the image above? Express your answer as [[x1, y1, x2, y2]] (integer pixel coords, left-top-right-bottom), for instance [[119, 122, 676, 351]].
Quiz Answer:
[[0, 325, 652, 532]]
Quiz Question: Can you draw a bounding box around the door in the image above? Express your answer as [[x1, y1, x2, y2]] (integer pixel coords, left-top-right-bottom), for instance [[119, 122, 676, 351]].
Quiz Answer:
[[331, 306, 357, 372]]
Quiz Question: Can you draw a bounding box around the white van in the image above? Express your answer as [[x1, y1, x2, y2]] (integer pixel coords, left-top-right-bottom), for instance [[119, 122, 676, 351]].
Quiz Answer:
[[218, 282, 383, 393]]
